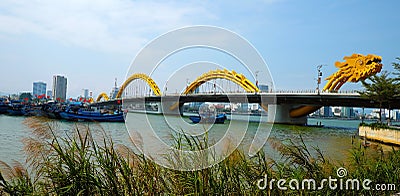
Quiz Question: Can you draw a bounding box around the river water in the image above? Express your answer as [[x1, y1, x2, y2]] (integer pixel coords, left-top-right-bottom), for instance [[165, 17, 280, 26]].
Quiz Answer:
[[0, 114, 390, 166]]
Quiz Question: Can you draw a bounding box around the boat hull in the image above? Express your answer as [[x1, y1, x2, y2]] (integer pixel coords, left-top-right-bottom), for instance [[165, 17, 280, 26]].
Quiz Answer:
[[0, 105, 11, 114], [6, 109, 24, 116], [59, 112, 124, 122], [189, 114, 227, 124]]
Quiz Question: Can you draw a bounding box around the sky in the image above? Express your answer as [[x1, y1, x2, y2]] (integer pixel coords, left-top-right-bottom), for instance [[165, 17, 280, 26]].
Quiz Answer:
[[0, 0, 399, 98]]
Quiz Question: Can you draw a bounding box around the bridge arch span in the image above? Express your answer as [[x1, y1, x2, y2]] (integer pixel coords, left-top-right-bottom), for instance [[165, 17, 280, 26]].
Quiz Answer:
[[184, 69, 259, 94], [96, 92, 110, 102], [169, 69, 261, 111], [116, 73, 161, 98]]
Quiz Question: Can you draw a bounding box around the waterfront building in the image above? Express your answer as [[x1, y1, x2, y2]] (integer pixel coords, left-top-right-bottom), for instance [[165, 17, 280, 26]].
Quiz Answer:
[[82, 89, 89, 99], [52, 75, 67, 102], [33, 81, 46, 98], [395, 110, 400, 121], [240, 103, 249, 113], [258, 84, 269, 93], [332, 107, 341, 117], [320, 106, 332, 117], [341, 107, 355, 118], [46, 90, 52, 99]]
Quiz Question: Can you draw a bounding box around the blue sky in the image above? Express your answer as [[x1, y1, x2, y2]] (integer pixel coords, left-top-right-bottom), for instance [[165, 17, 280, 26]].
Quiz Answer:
[[0, 0, 399, 97]]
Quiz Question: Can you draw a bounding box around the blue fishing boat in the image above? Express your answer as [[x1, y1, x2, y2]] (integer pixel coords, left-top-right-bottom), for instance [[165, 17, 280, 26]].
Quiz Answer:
[[189, 113, 227, 124], [0, 100, 11, 114], [6, 101, 25, 116], [59, 109, 124, 122]]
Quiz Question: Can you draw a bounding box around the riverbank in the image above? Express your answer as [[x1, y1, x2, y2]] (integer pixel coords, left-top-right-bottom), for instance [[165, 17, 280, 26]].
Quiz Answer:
[[359, 125, 400, 146]]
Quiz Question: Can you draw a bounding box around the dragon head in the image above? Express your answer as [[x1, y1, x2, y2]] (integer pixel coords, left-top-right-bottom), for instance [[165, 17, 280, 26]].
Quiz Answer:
[[323, 53, 383, 91], [339, 53, 383, 82]]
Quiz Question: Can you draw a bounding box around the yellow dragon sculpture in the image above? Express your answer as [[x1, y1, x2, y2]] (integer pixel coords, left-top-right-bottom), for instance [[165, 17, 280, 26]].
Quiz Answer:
[[290, 53, 383, 118], [323, 53, 383, 92]]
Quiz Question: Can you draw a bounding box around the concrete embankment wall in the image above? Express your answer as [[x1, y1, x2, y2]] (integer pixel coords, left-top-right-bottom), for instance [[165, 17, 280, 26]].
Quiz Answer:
[[359, 126, 400, 145]]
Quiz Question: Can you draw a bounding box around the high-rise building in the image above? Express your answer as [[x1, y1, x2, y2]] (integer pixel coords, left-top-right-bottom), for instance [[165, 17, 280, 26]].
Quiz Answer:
[[52, 75, 67, 101], [341, 107, 355, 118], [322, 106, 332, 117], [33, 81, 46, 98], [82, 89, 89, 99]]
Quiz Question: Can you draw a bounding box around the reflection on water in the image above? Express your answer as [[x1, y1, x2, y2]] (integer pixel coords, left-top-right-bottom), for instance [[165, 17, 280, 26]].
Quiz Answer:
[[0, 115, 395, 165]]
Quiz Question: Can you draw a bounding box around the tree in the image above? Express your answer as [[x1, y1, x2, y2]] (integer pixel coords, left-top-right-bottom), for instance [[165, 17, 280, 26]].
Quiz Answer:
[[19, 92, 32, 103], [359, 71, 400, 123], [392, 57, 400, 78]]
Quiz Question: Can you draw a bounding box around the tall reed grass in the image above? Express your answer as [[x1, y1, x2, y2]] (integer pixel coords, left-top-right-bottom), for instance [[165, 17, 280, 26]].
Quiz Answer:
[[0, 117, 399, 195]]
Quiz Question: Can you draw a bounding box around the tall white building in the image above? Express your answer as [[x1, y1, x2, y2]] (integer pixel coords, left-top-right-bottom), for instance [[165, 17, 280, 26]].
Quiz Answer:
[[33, 81, 46, 97], [82, 89, 89, 99], [52, 75, 67, 101]]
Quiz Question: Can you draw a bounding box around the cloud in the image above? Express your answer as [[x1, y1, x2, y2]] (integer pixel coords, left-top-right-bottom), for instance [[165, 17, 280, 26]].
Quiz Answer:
[[0, 0, 214, 54]]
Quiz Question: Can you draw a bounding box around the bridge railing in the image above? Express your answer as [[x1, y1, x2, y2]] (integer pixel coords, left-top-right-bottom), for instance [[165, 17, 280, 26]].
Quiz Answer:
[[270, 89, 360, 95], [117, 89, 361, 99], [159, 90, 360, 96]]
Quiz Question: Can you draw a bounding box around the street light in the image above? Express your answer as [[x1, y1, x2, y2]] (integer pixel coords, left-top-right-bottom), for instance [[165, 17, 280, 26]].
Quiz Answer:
[[316, 64, 326, 94], [255, 71, 260, 87]]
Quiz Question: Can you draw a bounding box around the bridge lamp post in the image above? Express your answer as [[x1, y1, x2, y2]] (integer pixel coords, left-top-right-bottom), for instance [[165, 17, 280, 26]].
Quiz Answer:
[[316, 64, 326, 95], [164, 80, 168, 96], [255, 71, 260, 94], [268, 81, 273, 93]]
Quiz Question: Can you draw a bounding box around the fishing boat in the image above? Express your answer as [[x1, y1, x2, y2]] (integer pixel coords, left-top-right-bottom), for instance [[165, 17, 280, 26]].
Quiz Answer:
[[6, 104, 25, 116], [0, 99, 11, 114], [189, 113, 227, 124], [59, 110, 124, 122], [189, 103, 227, 124], [59, 105, 124, 122]]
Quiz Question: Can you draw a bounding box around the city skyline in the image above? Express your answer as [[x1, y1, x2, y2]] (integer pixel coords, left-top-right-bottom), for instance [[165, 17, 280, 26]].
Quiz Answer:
[[1, 1, 400, 97]]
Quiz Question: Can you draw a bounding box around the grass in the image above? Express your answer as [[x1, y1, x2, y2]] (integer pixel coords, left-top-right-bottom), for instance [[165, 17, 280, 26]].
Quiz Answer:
[[0, 117, 399, 195]]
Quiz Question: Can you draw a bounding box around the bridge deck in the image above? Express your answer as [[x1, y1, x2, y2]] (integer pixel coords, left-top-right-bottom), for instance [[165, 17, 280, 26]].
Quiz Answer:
[[93, 93, 400, 109]]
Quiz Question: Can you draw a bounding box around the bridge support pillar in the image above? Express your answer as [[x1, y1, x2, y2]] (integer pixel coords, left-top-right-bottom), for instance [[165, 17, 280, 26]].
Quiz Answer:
[[159, 101, 184, 116], [268, 104, 307, 125]]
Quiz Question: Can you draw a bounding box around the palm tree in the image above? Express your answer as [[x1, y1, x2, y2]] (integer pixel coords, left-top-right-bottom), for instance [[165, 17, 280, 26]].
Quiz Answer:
[[359, 71, 400, 124]]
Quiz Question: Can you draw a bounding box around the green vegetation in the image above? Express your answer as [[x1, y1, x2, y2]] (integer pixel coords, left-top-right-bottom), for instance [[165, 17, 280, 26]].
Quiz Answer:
[[359, 57, 400, 124], [359, 122, 393, 130], [0, 117, 399, 195]]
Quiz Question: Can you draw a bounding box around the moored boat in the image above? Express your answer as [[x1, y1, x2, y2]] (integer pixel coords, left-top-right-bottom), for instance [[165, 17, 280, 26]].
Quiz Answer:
[[0, 99, 11, 114], [59, 111, 124, 122], [189, 113, 227, 124], [6, 101, 25, 116], [59, 109, 124, 122]]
